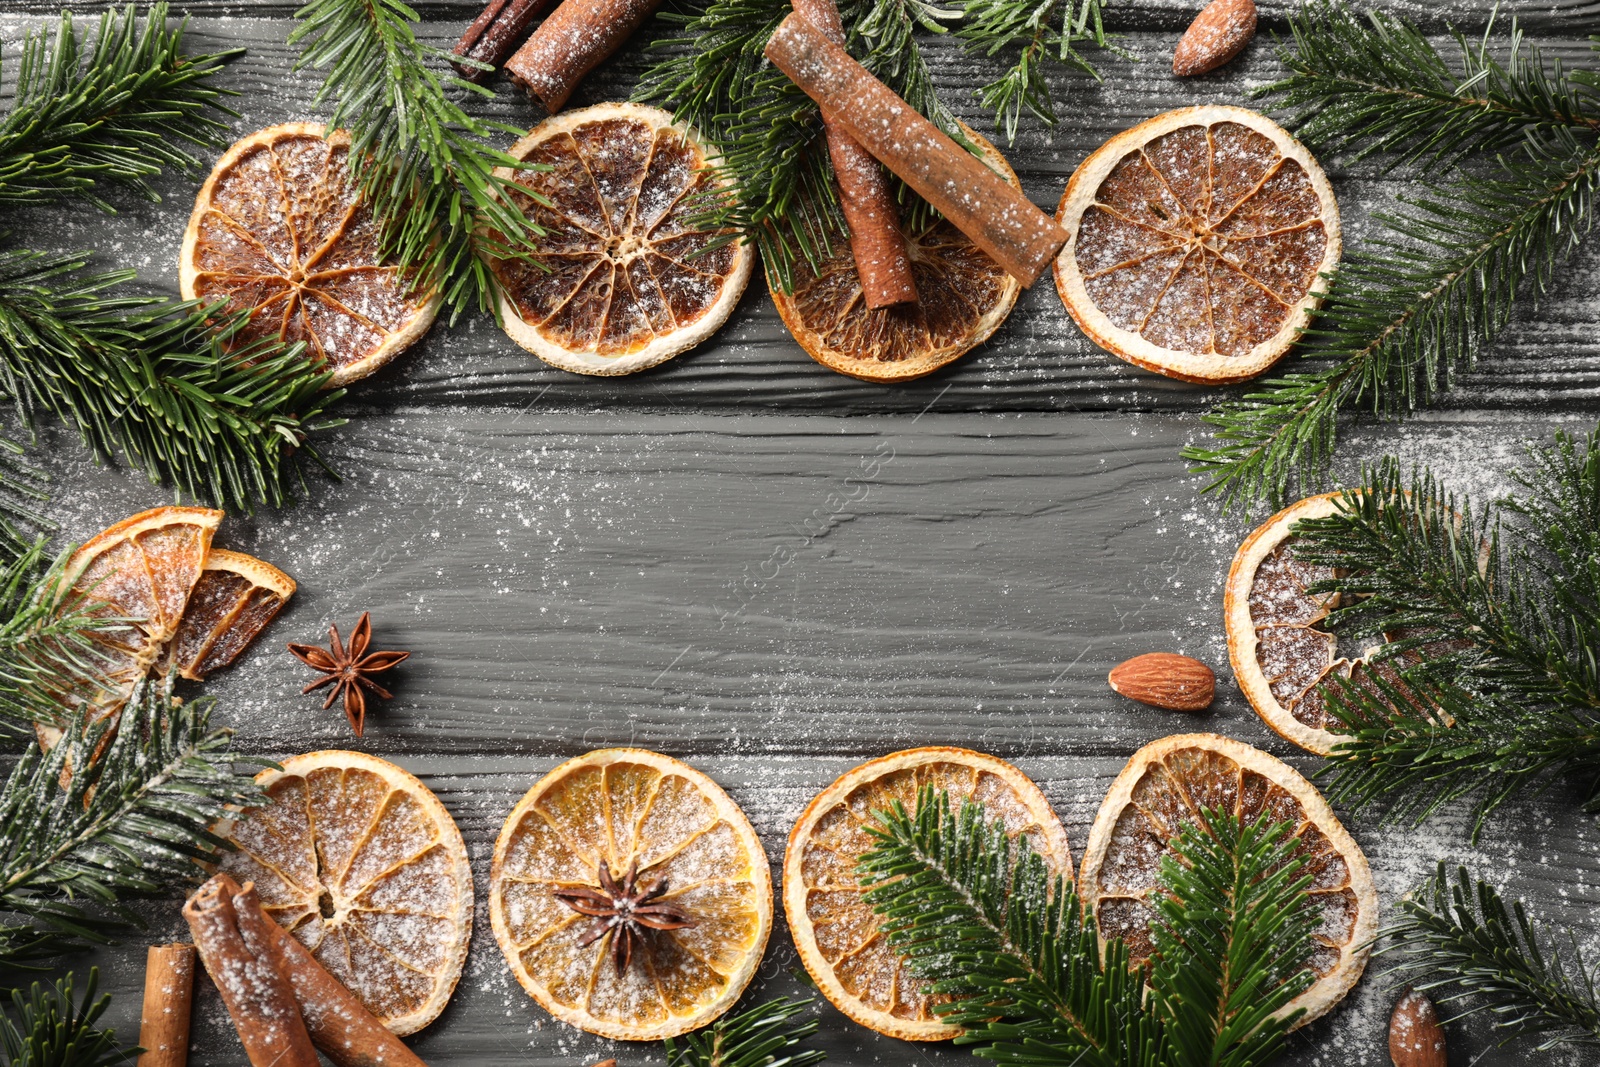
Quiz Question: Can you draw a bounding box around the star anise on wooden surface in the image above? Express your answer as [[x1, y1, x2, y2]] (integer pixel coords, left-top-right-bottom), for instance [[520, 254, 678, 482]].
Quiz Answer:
[[553, 859, 696, 975], [287, 612, 410, 736]]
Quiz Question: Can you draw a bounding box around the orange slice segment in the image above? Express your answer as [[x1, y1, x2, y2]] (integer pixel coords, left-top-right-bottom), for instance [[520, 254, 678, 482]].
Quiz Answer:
[[179, 122, 441, 387], [783, 747, 1071, 1041], [488, 748, 772, 1041], [1079, 733, 1376, 1027], [1054, 105, 1341, 383], [163, 549, 296, 681], [218, 750, 474, 1035], [769, 127, 1021, 383], [489, 103, 754, 376]]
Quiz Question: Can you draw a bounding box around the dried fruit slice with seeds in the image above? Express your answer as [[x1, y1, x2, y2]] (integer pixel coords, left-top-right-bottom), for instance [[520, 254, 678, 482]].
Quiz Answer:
[[163, 549, 295, 681], [488, 103, 754, 376], [1079, 733, 1376, 1027], [784, 747, 1071, 1041], [1054, 105, 1340, 383], [180, 122, 441, 387], [488, 748, 772, 1041], [218, 750, 474, 1035], [769, 126, 1022, 383]]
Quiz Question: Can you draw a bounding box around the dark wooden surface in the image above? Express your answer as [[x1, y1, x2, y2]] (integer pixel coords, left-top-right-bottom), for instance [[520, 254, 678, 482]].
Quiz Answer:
[[5, 1, 1600, 1064]]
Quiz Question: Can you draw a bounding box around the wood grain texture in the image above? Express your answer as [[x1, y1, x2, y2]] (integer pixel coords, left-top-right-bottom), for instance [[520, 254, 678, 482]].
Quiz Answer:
[[4, 1, 1600, 1065]]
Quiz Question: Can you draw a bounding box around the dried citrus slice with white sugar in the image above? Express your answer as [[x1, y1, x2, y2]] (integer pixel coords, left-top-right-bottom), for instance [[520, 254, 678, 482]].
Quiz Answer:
[[218, 751, 473, 1035], [36, 506, 221, 751], [163, 549, 295, 681], [488, 748, 772, 1040], [784, 747, 1071, 1040], [1055, 105, 1340, 383], [769, 127, 1021, 382], [1080, 733, 1376, 1027], [180, 122, 440, 386], [489, 103, 753, 376]]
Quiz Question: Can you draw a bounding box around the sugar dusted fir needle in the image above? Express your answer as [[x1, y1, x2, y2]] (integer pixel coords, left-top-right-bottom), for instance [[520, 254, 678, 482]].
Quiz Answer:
[[288, 612, 410, 736]]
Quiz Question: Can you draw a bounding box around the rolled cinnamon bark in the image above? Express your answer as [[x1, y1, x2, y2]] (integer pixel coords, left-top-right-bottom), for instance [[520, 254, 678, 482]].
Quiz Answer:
[[789, 0, 917, 308], [764, 14, 1067, 286], [504, 0, 662, 113], [137, 943, 195, 1067], [452, 0, 556, 83], [183, 877, 319, 1067]]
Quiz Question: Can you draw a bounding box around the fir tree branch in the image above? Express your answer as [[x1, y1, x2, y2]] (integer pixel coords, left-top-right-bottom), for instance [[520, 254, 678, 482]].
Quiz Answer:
[[663, 997, 826, 1067], [0, 683, 266, 966], [0, 4, 240, 212], [1383, 864, 1600, 1053], [289, 0, 546, 321], [0, 248, 343, 514], [0, 970, 130, 1067]]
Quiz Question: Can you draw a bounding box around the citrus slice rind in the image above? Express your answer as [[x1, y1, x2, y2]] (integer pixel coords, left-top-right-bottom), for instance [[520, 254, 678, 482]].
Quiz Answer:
[[1079, 733, 1376, 1027], [179, 122, 441, 387], [769, 126, 1022, 383], [783, 747, 1071, 1041], [1054, 105, 1341, 384], [489, 103, 754, 377], [165, 548, 296, 681], [218, 750, 474, 1036], [488, 748, 773, 1041]]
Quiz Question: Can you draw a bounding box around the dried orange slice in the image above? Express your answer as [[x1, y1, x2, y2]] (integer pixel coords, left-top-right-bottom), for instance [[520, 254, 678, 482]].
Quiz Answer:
[[783, 747, 1071, 1041], [179, 122, 441, 387], [488, 748, 772, 1040], [1054, 105, 1340, 383], [489, 103, 753, 376], [1079, 733, 1376, 1027], [770, 127, 1022, 383], [163, 549, 295, 681], [218, 750, 474, 1035]]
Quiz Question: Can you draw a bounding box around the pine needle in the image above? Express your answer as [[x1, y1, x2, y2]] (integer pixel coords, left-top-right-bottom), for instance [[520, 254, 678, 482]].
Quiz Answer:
[[0, 970, 129, 1067], [663, 997, 826, 1067]]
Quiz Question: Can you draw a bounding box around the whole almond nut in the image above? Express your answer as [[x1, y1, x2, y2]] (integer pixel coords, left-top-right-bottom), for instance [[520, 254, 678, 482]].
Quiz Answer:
[[1389, 989, 1446, 1067], [1108, 653, 1215, 711], [1173, 0, 1257, 76]]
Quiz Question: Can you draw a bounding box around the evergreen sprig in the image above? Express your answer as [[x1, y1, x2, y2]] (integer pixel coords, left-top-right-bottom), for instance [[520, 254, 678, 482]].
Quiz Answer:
[[1290, 427, 1600, 832], [0, 683, 265, 966], [1383, 864, 1600, 1053], [663, 997, 826, 1067], [0, 5, 239, 211], [858, 787, 1314, 1067], [635, 0, 965, 289], [958, 0, 1121, 143], [1183, 5, 1600, 511], [0, 970, 130, 1067], [289, 0, 545, 320]]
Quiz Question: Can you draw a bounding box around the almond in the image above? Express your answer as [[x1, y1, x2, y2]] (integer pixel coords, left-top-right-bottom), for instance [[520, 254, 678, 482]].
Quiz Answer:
[[1389, 989, 1446, 1067], [1108, 653, 1215, 711], [1173, 0, 1257, 77]]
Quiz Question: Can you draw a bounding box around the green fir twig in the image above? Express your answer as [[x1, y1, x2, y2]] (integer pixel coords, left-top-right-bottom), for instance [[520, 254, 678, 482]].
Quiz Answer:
[[663, 997, 827, 1067], [0, 970, 131, 1067], [958, 0, 1122, 143]]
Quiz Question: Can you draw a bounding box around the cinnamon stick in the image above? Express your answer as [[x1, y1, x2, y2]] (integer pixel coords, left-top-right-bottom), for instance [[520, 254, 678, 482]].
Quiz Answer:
[[764, 14, 1067, 286], [452, 0, 556, 83], [136, 943, 195, 1067], [183, 877, 319, 1067], [505, 0, 662, 113], [789, 0, 917, 308]]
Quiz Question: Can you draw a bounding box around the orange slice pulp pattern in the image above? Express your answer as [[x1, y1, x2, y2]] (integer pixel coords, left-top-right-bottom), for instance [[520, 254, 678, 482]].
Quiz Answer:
[[180, 122, 441, 387], [488, 749, 772, 1041], [1055, 105, 1340, 383], [783, 747, 1071, 1041], [219, 750, 474, 1036], [1079, 733, 1377, 1028]]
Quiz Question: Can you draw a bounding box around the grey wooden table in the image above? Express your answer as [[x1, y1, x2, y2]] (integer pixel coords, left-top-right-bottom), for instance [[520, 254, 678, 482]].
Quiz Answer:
[[5, 1, 1600, 1064]]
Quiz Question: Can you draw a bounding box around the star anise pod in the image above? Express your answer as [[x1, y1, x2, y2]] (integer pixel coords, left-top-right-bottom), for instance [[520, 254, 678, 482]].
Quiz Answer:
[[553, 859, 696, 975], [287, 612, 410, 736]]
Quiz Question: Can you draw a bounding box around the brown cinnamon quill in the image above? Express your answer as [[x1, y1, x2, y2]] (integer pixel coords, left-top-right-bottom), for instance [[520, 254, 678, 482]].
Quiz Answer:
[[452, 0, 557, 82], [505, 0, 663, 113], [136, 943, 195, 1067]]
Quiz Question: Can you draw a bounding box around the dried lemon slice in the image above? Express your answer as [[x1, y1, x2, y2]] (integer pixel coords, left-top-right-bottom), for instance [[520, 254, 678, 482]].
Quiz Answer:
[[769, 126, 1022, 383], [1055, 105, 1340, 383], [1079, 733, 1377, 1027], [218, 751, 474, 1035], [180, 122, 441, 386], [489, 103, 754, 376], [783, 747, 1071, 1041], [489, 749, 772, 1040]]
